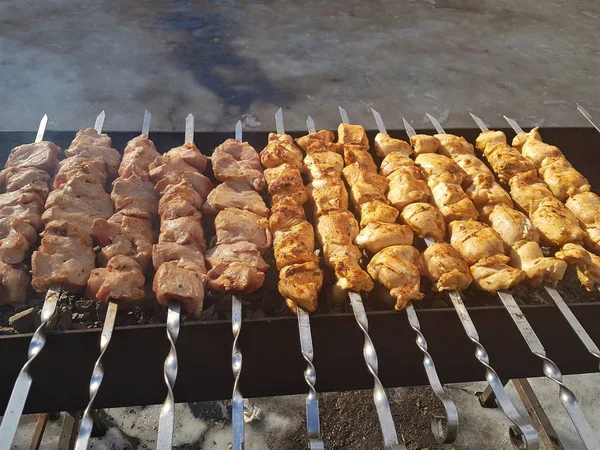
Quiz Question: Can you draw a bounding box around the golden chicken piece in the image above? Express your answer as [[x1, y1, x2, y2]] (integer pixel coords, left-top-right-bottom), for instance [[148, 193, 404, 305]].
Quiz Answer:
[[415, 153, 467, 186], [359, 200, 399, 227], [520, 139, 562, 166], [279, 262, 324, 313], [584, 225, 600, 253], [268, 197, 306, 235], [470, 254, 526, 291], [486, 143, 535, 182], [488, 203, 538, 249], [343, 146, 378, 173], [374, 133, 412, 157], [400, 202, 446, 241], [475, 130, 507, 153], [355, 222, 413, 254], [555, 243, 600, 291], [349, 181, 386, 206], [323, 243, 374, 293], [430, 182, 478, 223], [367, 245, 423, 310], [338, 123, 369, 151], [538, 156, 590, 201], [264, 163, 308, 205], [530, 197, 585, 247], [465, 174, 514, 219], [508, 170, 554, 214], [379, 152, 415, 178], [386, 166, 431, 210], [273, 222, 319, 270], [410, 134, 440, 155], [260, 133, 304, 170], [434, 134, 475, 157], [343, 163, 388, 193], [303, 151, 343, 181], [449, 220, 505, 264], [511, 126, 542, 151], [510, 240, 567, 287], [453, 154, 494, 187], [565, 192, 600, 226], [295, 130, 337, 153], [307, 176, 349, 216], [421, 242, 472, 291], [316, 210, 359, 246]]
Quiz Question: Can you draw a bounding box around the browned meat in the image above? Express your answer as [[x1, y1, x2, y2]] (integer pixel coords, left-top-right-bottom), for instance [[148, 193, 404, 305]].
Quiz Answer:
[[273, 222, 319, 269], [212, 138, 265, 191], [359, 200, 399, 227], [150, 155, 198, 182], [374, 133, 412, 157], [163, 142, 207, 172], [31, 220, 95, 292], [316, 210, 359, 246], [343, 164, 389, 193], [386, 165, 431, 210], [154, 170, 214, 200], [260, 133, 304, 170], [119, 135, 161, 177], [111, 173, 158, 220], [159, 217, 205, 250], [86, 256, 145, 306], [0, 167, 51, 196], [154, 260, 205, 316], [303, 151, 344, 180], [295, 130, 338, 154], [307, 176, 349, 216], [410, 134, 440, 155], [486, 143, 535, 182], [278, 262, 324, 312], [207, 262, 265, 294], [343, 147, 378, 173], [158, 181, 205, 221], [0, 201, 45, 232], [322, 243, 374, 292], [46, 173, 112, 208], [268, 197, 307, 235], [214, 208, 271, 252], [204, 179, 269, 217], [421, 242, 472, 291], [0, 261, 30, 305], [53, 156, 107, 189], [152, 242, 207, 272], [92, 216, 153, 269], [379, 153, 415, 178], [338, 124, 369, 151], [0, 189, 45, 210], [264, 164, 308, 205], [0, 217, 37, 264], [65, 128, 121, 177], [434, 134, 475, 157], [5, 141, 61, 173], [206, 241, 269, 272]]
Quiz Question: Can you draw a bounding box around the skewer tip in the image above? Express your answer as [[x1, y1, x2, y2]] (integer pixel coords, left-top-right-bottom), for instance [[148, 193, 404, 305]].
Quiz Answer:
[[402, 118, 417, 138], [306, 115, 316, 133], [338, 106, 349, 124], [94, 110, 106, 134], [235, 120, 243, 141], [275, 107, 285, 135]]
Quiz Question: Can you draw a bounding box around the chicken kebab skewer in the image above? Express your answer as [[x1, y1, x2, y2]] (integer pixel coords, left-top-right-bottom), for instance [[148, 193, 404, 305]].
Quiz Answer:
[[337, 107, 458, 444], [75, 110, 159, 450], [298, 115, 405, 449], [425, 114, 599, 450], [369, 109, 538, 449], [469, 114, 600, 369], [260, 108, 325, 449], [150, 114, 213, 449], [576, 104, 600, 134], [0, 111, 120, 448]]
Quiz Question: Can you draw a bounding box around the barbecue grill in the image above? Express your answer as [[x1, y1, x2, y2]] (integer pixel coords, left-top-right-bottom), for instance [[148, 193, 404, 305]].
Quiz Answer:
[[0, 125, 599, 449]]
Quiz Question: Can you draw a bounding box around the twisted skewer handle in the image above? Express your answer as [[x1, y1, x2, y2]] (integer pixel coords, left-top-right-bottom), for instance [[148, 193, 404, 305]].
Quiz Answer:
[[405, 302, 459, 444], [157, 301, 181, 450], [232, 295, 244, 450], [0, 286, 60, 449], [297, 307, 324, 449], [75, 301, 118, 450], [348, 292, 405, 449]]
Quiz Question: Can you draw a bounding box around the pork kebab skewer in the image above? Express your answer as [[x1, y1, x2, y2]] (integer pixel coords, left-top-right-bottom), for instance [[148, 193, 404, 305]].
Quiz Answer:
[[424, 114, 599, 450], [337, 107, 459, 444], [0, 111, 120, 448], [369, 109, 539, 449], [149, 114, 213, 449], [296, 115, 405, 449], [260, 108, 325, 449], [202, 121, 271, 450], [75, 110, 160, 450], [469, 114, 600, 369]]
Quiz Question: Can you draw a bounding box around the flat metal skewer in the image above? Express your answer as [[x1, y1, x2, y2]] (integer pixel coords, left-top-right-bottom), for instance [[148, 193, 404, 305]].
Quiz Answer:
[[157, 113, 193, 449], [75, 110, 152, 450], [429, 113, 599, 450], [369, 108, 458, 444], [276, 108, 324, 450], [576, 104, 600, 133], [471, 112, 600, 369]]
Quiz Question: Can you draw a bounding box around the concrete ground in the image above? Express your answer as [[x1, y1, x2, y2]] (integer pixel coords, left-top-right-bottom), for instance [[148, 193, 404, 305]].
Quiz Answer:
[[1, 0, 599, 448]]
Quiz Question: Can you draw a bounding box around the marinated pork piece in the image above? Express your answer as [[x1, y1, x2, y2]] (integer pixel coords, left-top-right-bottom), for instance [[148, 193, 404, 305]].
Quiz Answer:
[[374, 133, 412, 157], [86, 256, 146, 306], [207, 262, 265, 294], [470, 254, 526, 291], [0, 201, 44, 232], [0, 189, 45, 210], [264, 164, 308, 205], [53, 156, 107, 189], [206, 242, 269, 273], [164, 143, 208, 172], [154, 170, 213, 199], [386, 165, 431, 210], [508, 170, 554, 214], [32, 220, 95, 292], [434, 134, 475, 157], [303, 151, 344, 180], [316, 210, 359, 246], [0, 167, 52, 196], [565, 192, 600, 226], [65, 128, 121, 177], [273, 222, 319, 269], [538, 156, 590, 201], [430, 182, 478, 223], [278, 261, 323, 312], [359, 200, 399, 227], [510, 240, 567, 287], [111, 173, 158, 220], [511, 127, 542, 151], [355, 222, 413, 254], [410, 134, 440, 155], [452, 154, 494, 187], [487, 203, 538, 249], [159, 217, 205, 250], [474, 130, 506, 153], [154, 260, 206, 315], [530, 197, 585, 247], [367, 245, 423, 310], [465, 174, 514, 219], [556, 243, 600, 291], [268, 197, 307, 235], [421, 242, 472, 292], [260, 133, 304, 170], [400, 202, 446, 242], [485, 143, 535, 182], [158, 181, 205, 220], [337, 123, 369, 151], [204, 179, 269, 217], [415, 153, 467, 186], [215, 208, 271, 252], [306, 176, 349, 216], [520, 139, 562, 166], [449, 220, 505, 265], [0, 261, 30, 304], [5, 141, 61, 173], [212, 138, 265, 191], [379, 152, 415, 178], [118, 135, 161, 178], [0, 217, 37, 264]]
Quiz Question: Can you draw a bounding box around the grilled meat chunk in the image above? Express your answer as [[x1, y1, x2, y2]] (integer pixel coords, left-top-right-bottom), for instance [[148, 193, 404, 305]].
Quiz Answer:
[[400, 202, 446, 241], [474, 130, 506, 153], [204, 179, 269, 217], [303, 151, 344, 181], [421, 242, 472, 291], [111, 173, 158, 220], [295, 130, 338, 154], [386, 165, 431, 210], [531, 197, 585, 247], [0, 262, 30, 305], [260, 133, 304, 170], [430, 182, 478, 223], [119, 135, 161, 177], [449, 220, 505, 265], [154, 260, 205, 316], [510, 240, 567, 287], [538, 156, 590, 201], [316, 210, 359, 246], [264, 164, 308, 205], [0, 217, 37, 264], [86, 256, 145, 306], [556, 243, 600, 291], [410, 134, 440, 155], [485, 143, 535, 182], [465, 174, 514, 219], [53, 156, 107, 189], [434, 134, 475, 157], [374, 133, 412, 157], [268, 197, 307, 235], [0, 167, 52, 196], [453, 154, 494, 187], [212, 138, 265, 191], [359, 200, 399, 227], [215, 208, 271, 252], [508, 170, 554, 214], [520, 139, 562, 166], [470, 254, 526, 291], [511, 127, 542, 151], [565, 192, 600, 226], [154, 170, 213, 199], [65, 128, 121, 177], [307, 176, 349, 216], [337, 123, 369, 151], [355, 222, 413, 254], [207, 262, 265, 294], [5, 141, 61, 173], [158, 181, 204, 221], [416, 153, 466, 186], [379, 152, 415, 178], [488, 203, 537, 249], [273, 222, 318, 269], [278, 262, 324, 313], [206, 241, 269, 273]]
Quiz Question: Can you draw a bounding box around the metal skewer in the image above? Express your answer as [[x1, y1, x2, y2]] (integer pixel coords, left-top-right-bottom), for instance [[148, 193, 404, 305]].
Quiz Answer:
[[276, 108, 324, 450], [157, 113, 193, 449], [75, 110, 152, 450], [333, 109, 404, 449], [428, 113, 600, 450], [470, 113, 600, 370], [576, 104, 600, 133]]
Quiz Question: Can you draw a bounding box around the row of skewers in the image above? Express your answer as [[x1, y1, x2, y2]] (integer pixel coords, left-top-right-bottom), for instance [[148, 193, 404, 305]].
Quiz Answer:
[[0, 109, 599, 449]]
